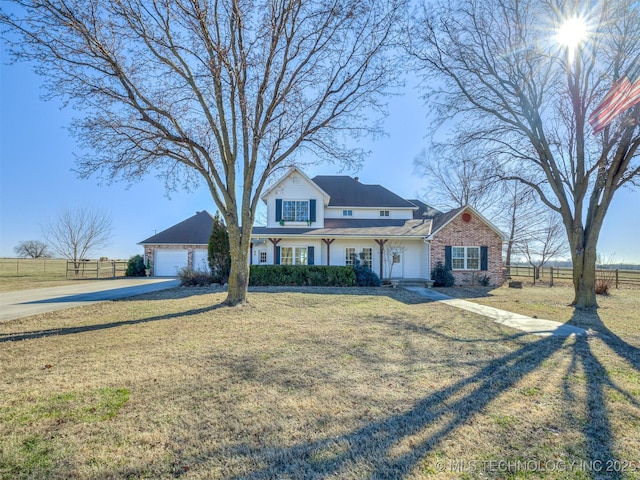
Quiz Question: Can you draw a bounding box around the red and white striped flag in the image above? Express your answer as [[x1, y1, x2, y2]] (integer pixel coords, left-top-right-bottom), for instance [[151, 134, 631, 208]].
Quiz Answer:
[[589, 56, 640, 134]]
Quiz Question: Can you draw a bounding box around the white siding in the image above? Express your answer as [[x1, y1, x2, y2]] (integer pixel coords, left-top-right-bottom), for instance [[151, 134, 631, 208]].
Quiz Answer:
[[263, 173, 326, 228], [325, 207, 414, 220]]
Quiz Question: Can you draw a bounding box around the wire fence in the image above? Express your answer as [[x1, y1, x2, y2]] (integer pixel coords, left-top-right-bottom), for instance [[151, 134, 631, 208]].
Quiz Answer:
[[0, 258, 128, 279], [505, 265, 640, 287]]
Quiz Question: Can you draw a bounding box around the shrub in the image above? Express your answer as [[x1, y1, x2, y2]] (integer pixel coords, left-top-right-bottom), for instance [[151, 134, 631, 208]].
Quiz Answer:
[[432, 261, 455, 287], [125, 254, 146, 277], [595, 268, 615, 295], [177, 266, 214, 287], [249, 265, 356, 287], [478, 274, 491, 287], [353, 260, 381, 287]]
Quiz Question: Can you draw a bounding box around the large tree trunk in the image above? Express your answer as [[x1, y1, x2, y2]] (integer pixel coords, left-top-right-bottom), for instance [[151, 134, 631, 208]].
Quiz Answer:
[[569, 226, 599, 309], [225, 223, 251, 306]]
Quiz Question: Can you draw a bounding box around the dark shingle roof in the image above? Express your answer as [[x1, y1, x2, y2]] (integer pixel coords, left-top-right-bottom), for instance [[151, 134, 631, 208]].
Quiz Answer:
[[139, 211, 214, 245], [407, 199, 443, 219], [430, 206, 466, 234], [312, 176, 416, 208]]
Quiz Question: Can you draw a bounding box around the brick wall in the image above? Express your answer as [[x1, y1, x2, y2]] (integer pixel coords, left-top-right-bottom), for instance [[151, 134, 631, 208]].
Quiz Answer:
[[430, 209, 504, 286]]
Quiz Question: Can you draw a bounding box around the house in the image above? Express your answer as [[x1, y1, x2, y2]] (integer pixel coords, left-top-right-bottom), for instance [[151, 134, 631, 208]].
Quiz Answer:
[[139, 210, 213, 276], [140, 167, 506, 285], [251, 167, 506, 286]]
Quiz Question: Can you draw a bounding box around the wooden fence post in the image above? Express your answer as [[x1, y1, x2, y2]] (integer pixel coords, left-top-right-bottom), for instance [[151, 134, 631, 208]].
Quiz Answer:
[[616, 269, 619, 289], [550, 267, 554, 287]]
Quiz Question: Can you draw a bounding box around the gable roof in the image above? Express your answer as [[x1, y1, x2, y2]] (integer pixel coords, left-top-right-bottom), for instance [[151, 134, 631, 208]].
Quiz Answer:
[[261, 166, 331, 202], [427, 205, 507, 240], [139, 211, 215, 245], [311, 175, 417, 209]]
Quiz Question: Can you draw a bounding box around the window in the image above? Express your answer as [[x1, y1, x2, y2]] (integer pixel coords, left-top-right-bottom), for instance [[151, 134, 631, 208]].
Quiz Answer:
[[345, 247, 372, 268], [345, 247, 357, 266], [342, 209, 353, 217], [281, 247, 294, 265], [452, 246, 480, 270], [380, 210, 390, 217], [259, 251, 267, 264], [360, 248, 372, 269], [282, 200, 309, 222], [295, 248, 307, 265], [281, 247, 307, 265]]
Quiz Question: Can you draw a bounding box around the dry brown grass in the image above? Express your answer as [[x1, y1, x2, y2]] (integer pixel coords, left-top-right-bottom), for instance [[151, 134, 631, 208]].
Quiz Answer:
[[1, 286, 639, 479]]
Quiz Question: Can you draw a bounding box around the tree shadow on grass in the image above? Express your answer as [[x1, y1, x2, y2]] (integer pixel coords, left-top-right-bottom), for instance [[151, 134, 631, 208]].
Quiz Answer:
[[568, 308, 640, 373], [0, 303, 226, 343], [562, 310, 640, 480], [198, 313, 633, 479], [204, 335, 568, 479]]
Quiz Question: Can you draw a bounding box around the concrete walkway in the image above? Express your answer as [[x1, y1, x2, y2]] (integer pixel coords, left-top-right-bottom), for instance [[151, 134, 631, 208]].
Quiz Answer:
[[404, 287, 586, 337], [0, 278, 180, 322]]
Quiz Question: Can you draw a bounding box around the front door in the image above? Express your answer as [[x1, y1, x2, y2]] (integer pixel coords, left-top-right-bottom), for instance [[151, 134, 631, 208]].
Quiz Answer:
[[390, 252, 403, 279]]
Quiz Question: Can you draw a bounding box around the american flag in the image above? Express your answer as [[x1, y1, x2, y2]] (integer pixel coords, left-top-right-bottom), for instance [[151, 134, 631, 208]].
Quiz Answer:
[[589, 56, 640, 134]]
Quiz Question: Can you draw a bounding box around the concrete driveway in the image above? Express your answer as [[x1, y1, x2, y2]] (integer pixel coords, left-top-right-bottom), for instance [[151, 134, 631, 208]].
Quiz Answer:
[[0, 278, 180, 322]]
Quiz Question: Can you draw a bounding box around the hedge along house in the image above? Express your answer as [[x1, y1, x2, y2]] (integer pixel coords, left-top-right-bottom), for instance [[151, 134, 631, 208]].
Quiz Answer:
[[251, 167, 506, 286], [139, 210, 214, 276]]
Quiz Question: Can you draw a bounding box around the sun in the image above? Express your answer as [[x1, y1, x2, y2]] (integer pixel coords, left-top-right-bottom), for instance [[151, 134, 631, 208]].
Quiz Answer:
[[556, 16, 588, 50]]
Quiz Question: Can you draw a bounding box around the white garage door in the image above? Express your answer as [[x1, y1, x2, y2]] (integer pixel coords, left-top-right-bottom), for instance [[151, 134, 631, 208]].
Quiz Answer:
[[154, 249, 188, 276], [192, 250, 210, 272]]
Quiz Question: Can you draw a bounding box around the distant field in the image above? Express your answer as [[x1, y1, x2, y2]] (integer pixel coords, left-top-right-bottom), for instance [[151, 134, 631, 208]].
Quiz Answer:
[[0, 258, 128, 291]]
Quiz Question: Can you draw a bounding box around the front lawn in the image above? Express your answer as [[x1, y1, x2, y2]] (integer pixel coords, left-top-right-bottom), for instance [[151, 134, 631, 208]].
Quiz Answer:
[[1, 286, 638, 479]]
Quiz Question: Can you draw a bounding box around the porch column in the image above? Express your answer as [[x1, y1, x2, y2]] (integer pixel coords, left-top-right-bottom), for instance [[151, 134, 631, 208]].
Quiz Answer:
[[374, 239, 388, 279], [322, 238, 335, 265]]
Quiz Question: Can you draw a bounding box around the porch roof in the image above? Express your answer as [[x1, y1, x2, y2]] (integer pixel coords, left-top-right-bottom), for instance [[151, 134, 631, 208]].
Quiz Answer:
[[251, 218, 433, 239]]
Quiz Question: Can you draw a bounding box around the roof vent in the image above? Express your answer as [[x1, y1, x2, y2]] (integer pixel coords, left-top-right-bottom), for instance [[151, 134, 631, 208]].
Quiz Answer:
[[354, 177, 359, 182]]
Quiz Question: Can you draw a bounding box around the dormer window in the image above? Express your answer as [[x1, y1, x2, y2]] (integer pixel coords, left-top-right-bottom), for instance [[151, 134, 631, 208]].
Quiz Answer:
[[380, 210, 390, 217], [342, 209, 353, 217], [282, 200, 309, 222]]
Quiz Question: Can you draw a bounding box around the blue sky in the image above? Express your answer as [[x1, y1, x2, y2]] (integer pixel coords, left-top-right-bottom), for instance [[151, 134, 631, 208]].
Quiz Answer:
[[1, 52, 639, 263]]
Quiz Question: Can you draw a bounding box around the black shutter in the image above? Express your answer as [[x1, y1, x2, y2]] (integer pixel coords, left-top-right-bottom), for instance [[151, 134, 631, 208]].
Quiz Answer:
[[275, 246, 281, 265], [445, 246, 452, 270], [308, 246, 315, 265], [309, 199, 316, 222], [481, 246, 488, 270], [275, 199, 282, 222]]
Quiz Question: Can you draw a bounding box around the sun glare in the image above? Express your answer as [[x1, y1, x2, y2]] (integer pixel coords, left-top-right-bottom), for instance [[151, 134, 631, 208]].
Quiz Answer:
[[556, 16, 588, 49]]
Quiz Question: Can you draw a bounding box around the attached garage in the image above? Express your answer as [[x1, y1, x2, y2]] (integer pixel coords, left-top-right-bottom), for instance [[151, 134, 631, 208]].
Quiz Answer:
[[192, 250, 210, 272], [139, 211, 215, 277], [154, 249, 188, 276]]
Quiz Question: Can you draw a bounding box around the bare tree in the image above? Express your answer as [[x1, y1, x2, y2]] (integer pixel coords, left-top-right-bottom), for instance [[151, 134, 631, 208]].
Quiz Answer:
[[408, 0, 640, 308], [44, 207, 112, 271], [515, 211, 567, 283], [414, 144, 499, 213], [414, 149, 555, 268], [2, 0, 406, 305], [14, 240, 49, 258]]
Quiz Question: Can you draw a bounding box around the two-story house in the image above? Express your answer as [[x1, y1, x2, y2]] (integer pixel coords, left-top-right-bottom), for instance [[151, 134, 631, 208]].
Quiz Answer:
[[250, 167, 505, 285], [140, 167, 506, 286]]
